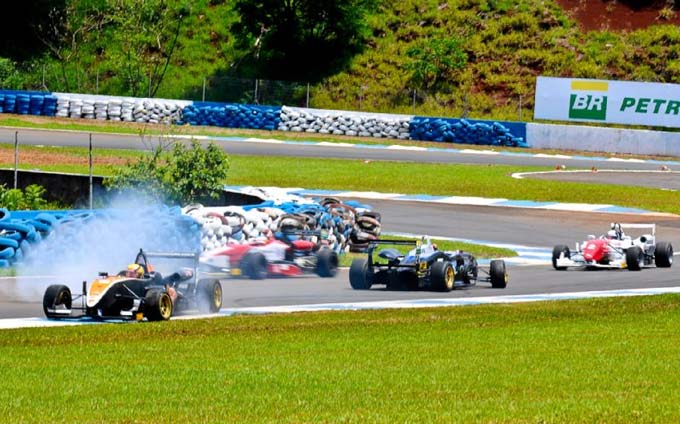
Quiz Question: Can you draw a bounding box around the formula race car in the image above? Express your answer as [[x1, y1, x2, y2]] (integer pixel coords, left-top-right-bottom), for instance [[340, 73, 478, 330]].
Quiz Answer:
[[552, 223, 673, 271], [43, 249, 224, 321], [201, 230, 339, 279], [349, 238, 508, 291]]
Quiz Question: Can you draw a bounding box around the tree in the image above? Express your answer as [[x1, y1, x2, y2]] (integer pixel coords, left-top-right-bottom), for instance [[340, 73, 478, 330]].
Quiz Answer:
[[38, 0, 187, 96], [405, 37, 468, 90], [104, 139, 230, 205], [231, 0, 377, 82]]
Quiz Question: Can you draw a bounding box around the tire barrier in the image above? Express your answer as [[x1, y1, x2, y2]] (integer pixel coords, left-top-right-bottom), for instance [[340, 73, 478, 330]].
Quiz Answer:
[[278, 106, 411, 139], [52, 93, 190, 124], [184, 190, 380, 254], [181, 103, 281, 130], [0, 90, 58, 117], [0, 206, 201, 269], [409, 117, 527, 147], [0, 88, 528, 148]]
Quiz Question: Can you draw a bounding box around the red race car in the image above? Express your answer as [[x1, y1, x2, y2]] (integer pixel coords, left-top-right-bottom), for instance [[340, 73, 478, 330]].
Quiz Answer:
[[201, 230, 338, 279]]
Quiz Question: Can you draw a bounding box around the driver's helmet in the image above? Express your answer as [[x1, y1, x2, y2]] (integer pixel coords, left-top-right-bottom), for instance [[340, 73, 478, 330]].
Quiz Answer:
[[126, 263, 144, 278], [606, 230, 618, 239]]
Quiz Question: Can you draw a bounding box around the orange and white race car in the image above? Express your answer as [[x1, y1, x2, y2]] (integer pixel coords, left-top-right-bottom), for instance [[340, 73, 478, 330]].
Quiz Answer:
[[43, 249, 224, 321]]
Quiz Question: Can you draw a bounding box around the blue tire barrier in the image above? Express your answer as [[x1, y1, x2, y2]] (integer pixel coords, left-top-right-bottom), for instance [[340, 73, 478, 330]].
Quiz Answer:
[[0, 221, 32, 234], [16, 94, 30, 115], [13, 247, 23, 262], [27, 219, 52, 235], [3, 94, 16, 113], [0, 93, 4, 113], [409, 117, 527, 147], [0, 246, 15, 259], [0, 259, 10, 268], [182, 103, 281, 130], [1, 230, 22, 241], [0, 237, 19, 249], [0, 208, 9, 221], [35, 213, 58, 226]]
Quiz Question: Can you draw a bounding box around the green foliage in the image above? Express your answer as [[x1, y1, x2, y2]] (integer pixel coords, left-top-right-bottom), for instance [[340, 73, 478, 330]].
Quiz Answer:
[[406, 37, 467, 89], [0, 184, 49, 210], [0, 58, 24, 89], [104, 140, 229, 205]]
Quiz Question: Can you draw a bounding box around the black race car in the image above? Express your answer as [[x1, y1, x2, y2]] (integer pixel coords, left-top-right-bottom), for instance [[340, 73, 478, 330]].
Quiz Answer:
[[43, 249, 224, 321], [349, 238, 508, 291]]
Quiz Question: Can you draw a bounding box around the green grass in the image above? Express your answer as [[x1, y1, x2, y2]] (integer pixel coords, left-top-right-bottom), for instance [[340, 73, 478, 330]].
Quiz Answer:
[[4, 144, 680, 215], [339, 235, 517, 266], [2, 295, 679, 422]]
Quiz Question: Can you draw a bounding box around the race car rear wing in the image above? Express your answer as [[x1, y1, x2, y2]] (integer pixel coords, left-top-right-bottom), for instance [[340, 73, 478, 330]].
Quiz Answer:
[[617, 223, 655, 236], [365, 239, 423, 268]]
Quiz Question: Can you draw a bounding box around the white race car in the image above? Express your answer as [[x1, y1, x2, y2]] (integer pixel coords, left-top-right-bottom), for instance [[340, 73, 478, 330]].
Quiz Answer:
[[552, 223, 673, 271]]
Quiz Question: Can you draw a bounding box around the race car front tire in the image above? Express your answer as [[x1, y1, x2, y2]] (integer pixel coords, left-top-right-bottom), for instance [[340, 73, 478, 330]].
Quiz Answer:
[[552, 245, 570, 270], [490, 260, 508, 288], [316, 248, 339, 277], [144, 289, 173, 321], [198, 279, 223, 313], [626, 246, 643, 271], [430, 261, 454, 292], [43, 284, 72, 319], [242, 252, 267, 280], [349, 258, 373, 290], [654, 242, 673, 268]]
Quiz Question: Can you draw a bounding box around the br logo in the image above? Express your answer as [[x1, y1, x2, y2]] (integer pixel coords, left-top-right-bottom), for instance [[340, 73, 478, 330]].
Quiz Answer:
[[568, 81, 608, 120]]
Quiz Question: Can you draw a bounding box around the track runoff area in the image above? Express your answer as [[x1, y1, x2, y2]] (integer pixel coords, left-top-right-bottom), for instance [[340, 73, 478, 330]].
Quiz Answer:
[[3, 183, 680, 329]]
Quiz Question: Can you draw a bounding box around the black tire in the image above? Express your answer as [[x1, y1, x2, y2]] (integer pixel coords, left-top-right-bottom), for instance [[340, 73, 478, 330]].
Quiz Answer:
[[197, 279, 223, 313], [349, 258, 373, 290], [242, 251, 267, 280], [144, 289, 173, 321], [490, 260, 508, 288], [43, 284, 72, 319], [654, 242, 673, 268], [430, 261, 455, 292], [552, 245, 570, 270], [316, 248, 339, 277], [626, 246, 643, 271]]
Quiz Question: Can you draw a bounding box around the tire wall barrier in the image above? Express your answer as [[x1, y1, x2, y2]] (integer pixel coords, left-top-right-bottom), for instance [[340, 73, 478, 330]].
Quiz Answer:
[[2, 187, 381, 268], [526, 123, 680, 157], [0, 89, 526, 146]]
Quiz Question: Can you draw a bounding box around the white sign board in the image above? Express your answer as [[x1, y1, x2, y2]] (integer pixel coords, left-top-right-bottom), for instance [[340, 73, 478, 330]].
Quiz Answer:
[[534, 76, 680, 129]]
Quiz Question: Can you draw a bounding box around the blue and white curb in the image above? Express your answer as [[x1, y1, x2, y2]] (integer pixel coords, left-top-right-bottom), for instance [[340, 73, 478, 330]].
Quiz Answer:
[[3, 286, 680, 330], [224, 185, 668, 216]]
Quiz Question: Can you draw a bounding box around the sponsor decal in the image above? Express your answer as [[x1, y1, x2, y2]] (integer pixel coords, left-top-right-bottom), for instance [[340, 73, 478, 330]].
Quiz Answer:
[[569, 80, 608, 120]]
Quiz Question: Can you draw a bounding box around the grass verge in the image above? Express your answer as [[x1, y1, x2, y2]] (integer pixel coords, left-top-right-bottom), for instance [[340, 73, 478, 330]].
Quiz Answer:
[[1, 295, 679, 422], [3, 145, 677, 215]]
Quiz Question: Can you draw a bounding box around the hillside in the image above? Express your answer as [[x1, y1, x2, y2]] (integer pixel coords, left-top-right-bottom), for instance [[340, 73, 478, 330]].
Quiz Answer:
[[3, 0, 680, 122]]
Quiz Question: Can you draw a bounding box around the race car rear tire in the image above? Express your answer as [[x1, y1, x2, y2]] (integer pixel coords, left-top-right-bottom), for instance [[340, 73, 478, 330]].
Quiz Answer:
[[490, 260, 508, 288], [654, 242, 673, 268], [552, 245, 570, 270], [626, 246, 643, 271], [349, 258, 373, 290], [144, 289, 173, 321], [316, 248, 339, 278], [198, 279, 223, 313], [43, 284, 72, 319], [430, 261, 454, 292], [242, 252, 267, 280]]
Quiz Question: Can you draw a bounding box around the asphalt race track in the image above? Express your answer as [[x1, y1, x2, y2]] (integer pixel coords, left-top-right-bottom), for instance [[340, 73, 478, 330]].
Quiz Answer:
[[2, 127, 680, 322], [0, 127, 675, 170], [2, 200, 680, 320]]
